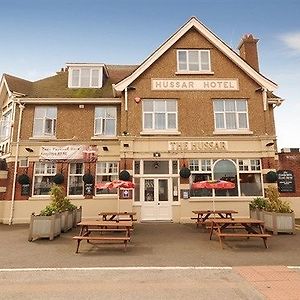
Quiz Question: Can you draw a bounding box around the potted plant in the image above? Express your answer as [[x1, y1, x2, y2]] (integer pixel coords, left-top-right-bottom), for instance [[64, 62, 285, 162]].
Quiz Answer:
[[263, 186, 295, 234], [249, 197, 267, 220]]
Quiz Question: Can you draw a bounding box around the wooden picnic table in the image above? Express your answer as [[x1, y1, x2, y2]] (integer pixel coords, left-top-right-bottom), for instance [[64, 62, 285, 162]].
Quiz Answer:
[[73, 220, 133, 253], [209, 218, 271, 249], [99, 211, 137, 221], [192, 210, 238, 227]]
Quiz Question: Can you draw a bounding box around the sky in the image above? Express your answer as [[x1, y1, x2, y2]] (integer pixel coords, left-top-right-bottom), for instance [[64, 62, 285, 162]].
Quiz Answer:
[[0, 0, 299, 150]]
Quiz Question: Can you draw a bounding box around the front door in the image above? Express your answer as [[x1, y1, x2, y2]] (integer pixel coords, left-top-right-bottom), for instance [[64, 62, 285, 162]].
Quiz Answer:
[[141, 178, 172, 221]]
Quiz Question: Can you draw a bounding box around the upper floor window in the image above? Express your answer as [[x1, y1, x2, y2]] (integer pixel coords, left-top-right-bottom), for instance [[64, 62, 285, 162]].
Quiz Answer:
[[213, 99, 248, 131], [177, 50, 211, 73], [143, 99, 177, 132], [0, 110, 12, 142], [94, 107, 117, 136], [33, 106, 57, 138], [67, 64, 106, 88]]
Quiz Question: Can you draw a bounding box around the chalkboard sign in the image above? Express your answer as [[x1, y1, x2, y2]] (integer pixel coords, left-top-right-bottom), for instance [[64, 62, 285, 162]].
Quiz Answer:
[[21, 184, 30, 196], [277, 170, 295, 193], [84, 183, 94, 195]]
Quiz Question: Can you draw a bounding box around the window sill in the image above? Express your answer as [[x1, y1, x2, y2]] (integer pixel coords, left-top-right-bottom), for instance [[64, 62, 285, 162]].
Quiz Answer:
[[213, 130, 253, 135], [91, 136, 118, 140], [93, 194, 118, 200], [67, 195, 85, 199], [175, 71, 214, 75], [132, 202, 141, 207], [28, 196, 51, 201], [140, 130, 181, 136], [29, 136, 57, 140]]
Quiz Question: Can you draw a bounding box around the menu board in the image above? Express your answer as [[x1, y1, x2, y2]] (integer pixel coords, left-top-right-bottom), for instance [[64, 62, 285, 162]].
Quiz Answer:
[[277, 170, 295, 193]]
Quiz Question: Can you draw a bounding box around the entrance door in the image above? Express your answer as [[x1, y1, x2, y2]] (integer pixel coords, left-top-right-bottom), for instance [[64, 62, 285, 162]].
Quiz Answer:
[[141, 178, 172, 221]]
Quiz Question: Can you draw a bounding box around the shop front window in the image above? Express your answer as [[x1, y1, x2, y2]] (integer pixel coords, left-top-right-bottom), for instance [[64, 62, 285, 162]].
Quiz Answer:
[[95, 162, 118, 195], [68, 163, 84, 196], [33, 162, 56, 195]]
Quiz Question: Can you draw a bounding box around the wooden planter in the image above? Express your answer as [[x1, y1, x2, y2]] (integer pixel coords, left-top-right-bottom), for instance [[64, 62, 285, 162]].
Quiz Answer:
[[263, 211, 296, 235], [60, 211, 74, 232], [249, 208, 264, 221], [28, 213, 61, 241], [73, 206, 82, 228]]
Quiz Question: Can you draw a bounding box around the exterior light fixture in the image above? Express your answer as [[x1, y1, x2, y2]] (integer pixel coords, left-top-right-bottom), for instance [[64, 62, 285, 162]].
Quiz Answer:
[[25, 148, 34, 153], [153, 152, 161, 157], [102, 146, 109, 151]]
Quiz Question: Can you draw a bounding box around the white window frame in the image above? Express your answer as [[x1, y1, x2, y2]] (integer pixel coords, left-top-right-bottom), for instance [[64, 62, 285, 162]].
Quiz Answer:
[[94, 106, 117, 137], [33, 162, 56, 196], [142, 99, 178, 133], [0, 110, 12, 142], [19, 157, 29, 168], [68, 163, 84, 196], [177, 49, 211, 73], [68, 67, 102, 88], [213, 99, 249, 132], [95, 162, 119, 195], [33, 106, 57, 138]]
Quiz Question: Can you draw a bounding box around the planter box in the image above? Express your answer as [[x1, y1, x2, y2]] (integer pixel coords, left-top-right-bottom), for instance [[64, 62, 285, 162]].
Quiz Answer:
[[28, 213, 61, 241], [60, 211, 73, 232], [73, 206, 82, 228], [263, 211, 296, 235], [249, 208, 264, 221]]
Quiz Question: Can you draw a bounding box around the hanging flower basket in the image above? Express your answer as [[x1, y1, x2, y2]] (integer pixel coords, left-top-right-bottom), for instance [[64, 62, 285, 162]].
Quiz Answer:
[[83, 173, 94, 184], [119, 170, 130, 181], [179, 167, 191, 178], [266, 171, 278, 183], [53, 173, 64, 184], [17, 174, 30, 185]]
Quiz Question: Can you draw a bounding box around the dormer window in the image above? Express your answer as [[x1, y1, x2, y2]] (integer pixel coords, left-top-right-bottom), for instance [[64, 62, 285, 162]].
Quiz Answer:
[[67, 63, 107, 88], [177, 49, 211, 73]]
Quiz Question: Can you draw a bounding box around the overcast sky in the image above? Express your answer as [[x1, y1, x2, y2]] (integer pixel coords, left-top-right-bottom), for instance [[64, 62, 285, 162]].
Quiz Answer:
[[0, 0, 299, 150]]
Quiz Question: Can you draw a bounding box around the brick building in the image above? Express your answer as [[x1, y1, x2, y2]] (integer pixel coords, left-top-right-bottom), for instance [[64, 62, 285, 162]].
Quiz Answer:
[[0, 17, 289, 224]]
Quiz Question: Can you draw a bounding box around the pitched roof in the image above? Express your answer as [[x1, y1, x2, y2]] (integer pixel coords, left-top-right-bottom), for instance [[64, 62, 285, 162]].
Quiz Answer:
[[114, 17, 278, 92], [3, 74, 32, 95], [4, 65, 138, 98]]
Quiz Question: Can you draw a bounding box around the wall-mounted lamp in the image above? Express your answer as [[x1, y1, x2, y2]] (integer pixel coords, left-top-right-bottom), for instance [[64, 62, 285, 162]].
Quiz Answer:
[[25, 147, 34, 153], [102, 146, 109, 151], [123, 143, 129, 148], [153, 152, 161, 157]]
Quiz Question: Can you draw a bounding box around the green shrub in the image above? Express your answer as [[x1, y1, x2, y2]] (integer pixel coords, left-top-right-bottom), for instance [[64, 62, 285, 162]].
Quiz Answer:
[[40, 204, 57, 216], [249, 197, 267, 210], [265, 186, 293, 213]]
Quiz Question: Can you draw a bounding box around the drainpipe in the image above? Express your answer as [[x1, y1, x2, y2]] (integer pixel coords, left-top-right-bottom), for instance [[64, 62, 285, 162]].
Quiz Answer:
[[124, 87, 128, 111], [9, 100, 25, 225]]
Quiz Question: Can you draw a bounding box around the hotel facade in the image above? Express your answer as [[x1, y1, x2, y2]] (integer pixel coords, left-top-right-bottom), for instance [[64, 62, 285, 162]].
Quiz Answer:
[[1, 17, 296, 224]]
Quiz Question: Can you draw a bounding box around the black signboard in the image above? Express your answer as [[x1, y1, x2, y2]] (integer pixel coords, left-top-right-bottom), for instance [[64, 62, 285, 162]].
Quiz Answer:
[[21, 184, 30, 196], [277, 170, 295, 193], [84, 183, 94, 195]]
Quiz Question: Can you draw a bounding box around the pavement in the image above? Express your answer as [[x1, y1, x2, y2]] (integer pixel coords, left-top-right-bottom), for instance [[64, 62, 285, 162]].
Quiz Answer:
[[0, 223, 300, 299]]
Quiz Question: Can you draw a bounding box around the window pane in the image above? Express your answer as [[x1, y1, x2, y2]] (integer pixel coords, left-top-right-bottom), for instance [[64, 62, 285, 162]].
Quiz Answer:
[[225, 113, 237, 129], [144, 161, 169, 174], [167, 113, 176, 129], [144, 113, 153, 129], [143, 100, 153, 112], [105, 119, 116, 135], [238, 113, 248, 128], [91, 69, 99, 87], [95, 118, 103, 135], [44, 119, 53, 134], [46, 107, 57, 119], [95, 107, 105, 118], [215, 113, 224, 129], [105, 107, 116, 118], [166, 100, 176, 112], [190, 173, 212, 197], [178, 51, 187, 63], [201, 51, 209, 70], [33, 119, 43, 136], [240, 173, 262, 196], [154, 101, 165, 112], [236, 100, 247, 111], [81, 68, 90, 87], [155, 113, 166, 129], [225, 101, 235, 111], [213, 100, 224, 111], [72, 69, 80, 86], [35, 107, 45, 118]]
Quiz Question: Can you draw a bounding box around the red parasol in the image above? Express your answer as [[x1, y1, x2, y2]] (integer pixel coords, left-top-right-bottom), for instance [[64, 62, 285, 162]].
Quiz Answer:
[[191, 180, 235, 190]]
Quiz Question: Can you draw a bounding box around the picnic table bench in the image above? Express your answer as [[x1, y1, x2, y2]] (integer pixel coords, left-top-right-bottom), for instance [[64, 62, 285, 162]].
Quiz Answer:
[[192, 210, 238, 227], [99, 211, 137, 222], [209, 218, 271, 249], [73, 220, 132, 253]]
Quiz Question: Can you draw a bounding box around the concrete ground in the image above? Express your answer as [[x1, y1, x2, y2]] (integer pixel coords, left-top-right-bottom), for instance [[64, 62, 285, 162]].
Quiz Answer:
[[1, 223, 300, 299]]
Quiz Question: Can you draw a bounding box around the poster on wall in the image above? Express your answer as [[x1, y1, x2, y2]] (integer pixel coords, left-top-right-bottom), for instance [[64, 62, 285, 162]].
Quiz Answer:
[[21, 184, 30, 196], [277, 170, 295, 193], [84, 183, 94, 195]]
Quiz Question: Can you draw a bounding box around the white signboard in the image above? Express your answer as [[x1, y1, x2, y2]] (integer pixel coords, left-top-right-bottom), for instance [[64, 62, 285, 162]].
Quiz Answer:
[[40, 145, 97, 161], [168, 141, 228, 152], [152, 79, 239, 91]]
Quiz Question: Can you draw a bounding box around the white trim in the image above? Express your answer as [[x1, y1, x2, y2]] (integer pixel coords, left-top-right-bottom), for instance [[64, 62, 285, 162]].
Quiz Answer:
[[213, 130, 253, 135], [175, 71, 214, 75], [66, 63, 108, 77], [114, 17, 277, 92], [140, 131, 181, 136]]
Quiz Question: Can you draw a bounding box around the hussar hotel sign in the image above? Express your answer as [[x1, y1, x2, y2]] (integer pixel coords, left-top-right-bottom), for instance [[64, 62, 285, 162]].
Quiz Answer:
[[169, 141, 228, 152], [152, 79, 239, 91]]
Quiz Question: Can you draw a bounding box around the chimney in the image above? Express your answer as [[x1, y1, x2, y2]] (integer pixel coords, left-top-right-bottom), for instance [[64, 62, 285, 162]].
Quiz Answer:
[[238, 34, 259, 72]]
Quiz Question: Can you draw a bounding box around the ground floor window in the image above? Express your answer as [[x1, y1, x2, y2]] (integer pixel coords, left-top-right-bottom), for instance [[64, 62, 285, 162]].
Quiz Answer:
[[68, 163, 84, 196], [33, 162, 56, 195], [189, 158, 262, 197], [95, 161, 118, 195]]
